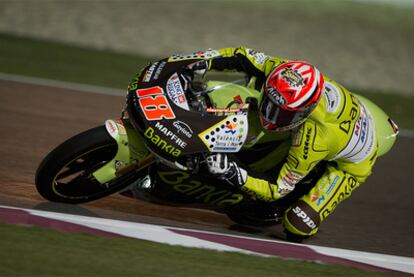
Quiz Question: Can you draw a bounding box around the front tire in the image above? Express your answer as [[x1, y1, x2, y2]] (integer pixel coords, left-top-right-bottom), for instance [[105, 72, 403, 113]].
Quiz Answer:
[[35, 126, 134, 204]]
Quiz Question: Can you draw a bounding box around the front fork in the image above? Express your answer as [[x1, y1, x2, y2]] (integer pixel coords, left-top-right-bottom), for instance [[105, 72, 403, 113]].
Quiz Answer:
[[92, 119, 152, 184]]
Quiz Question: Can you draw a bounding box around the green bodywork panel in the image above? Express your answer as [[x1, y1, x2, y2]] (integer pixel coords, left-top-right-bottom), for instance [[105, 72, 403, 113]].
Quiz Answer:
[[92, 120, 149, 184], [356, 94, 398, 157]]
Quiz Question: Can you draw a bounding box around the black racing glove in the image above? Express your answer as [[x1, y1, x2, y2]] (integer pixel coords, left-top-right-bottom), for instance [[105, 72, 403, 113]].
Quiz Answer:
[[206, 154, 248, 187]]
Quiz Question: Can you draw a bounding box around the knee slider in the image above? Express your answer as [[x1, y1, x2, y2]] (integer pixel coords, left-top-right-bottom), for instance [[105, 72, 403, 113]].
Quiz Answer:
[[284, 200, 320, 236]]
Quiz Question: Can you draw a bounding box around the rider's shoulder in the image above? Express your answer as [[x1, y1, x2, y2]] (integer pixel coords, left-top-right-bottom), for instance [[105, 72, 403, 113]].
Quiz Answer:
[[291, 119, 330, 154], [317, 76, 356, 118]]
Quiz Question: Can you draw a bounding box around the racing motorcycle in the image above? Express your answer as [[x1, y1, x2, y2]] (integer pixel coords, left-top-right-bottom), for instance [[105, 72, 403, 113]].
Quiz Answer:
[[35, 60, 398, 227]]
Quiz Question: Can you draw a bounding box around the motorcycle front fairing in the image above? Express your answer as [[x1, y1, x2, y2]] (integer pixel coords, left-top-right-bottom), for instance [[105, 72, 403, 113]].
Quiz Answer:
[[91, 58, 289, 185], [125, 60, 260, 168]]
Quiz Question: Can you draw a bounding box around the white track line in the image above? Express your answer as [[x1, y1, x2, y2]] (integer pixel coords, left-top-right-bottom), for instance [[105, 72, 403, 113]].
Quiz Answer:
[[1, 72, 414, 138], [0, 72, 125, 97], [1, 205, 413, 274]]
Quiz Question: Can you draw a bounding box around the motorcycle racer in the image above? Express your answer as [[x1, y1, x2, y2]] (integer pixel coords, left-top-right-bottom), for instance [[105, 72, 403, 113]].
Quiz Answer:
[[127, 47, 398, 242], [164, 47, 396, 242]]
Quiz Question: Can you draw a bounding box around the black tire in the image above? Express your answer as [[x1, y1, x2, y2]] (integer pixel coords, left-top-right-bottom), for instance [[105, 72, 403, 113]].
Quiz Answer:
[[35, 126, 137, 204]]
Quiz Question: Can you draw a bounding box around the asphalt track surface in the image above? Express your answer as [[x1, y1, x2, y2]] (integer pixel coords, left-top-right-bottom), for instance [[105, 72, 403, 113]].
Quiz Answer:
[[1, 79, 413, 258]]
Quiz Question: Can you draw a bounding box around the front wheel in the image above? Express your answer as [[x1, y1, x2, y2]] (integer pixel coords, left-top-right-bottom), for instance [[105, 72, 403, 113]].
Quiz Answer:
[[35, 126, 137, 204]]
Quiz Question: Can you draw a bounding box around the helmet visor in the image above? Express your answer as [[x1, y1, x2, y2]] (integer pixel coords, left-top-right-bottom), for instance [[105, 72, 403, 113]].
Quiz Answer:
[[260, 93, 312, 131]]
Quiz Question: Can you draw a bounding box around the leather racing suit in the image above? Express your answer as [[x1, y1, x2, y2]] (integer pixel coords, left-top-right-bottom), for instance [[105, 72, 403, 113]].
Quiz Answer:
[[166, 47, 379, 237]]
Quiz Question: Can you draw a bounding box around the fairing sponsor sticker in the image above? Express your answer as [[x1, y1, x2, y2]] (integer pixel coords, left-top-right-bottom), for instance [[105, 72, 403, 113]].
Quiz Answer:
[[199, 115, 248, 153], [168, 49, 221, 61], [144, 127, 182, 157], [154, 121, 187, 149], [105, 120, 126, 139], [173, 120, 193, 139], [142, 61, 167, 83], [105, 120, 118, 139], [166, 73, 190, 111], [143, 62, 158, 82]]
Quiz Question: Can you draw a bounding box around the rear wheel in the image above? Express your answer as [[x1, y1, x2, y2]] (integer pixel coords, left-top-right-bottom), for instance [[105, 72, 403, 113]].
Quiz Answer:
[[35, 126, 137, 204]]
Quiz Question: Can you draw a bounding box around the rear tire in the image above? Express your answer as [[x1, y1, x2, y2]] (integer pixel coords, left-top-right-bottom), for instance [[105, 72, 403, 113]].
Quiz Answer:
[[35, 126, 135, 204]]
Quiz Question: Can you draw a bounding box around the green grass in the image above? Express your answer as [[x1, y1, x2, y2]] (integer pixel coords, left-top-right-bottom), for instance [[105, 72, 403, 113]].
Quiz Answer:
[[0, 33, 154, 89], [0, 32, 412, 129], [236, 0, 414, 31], [0, 223, 403, 277], [353, 90, 414, 130]]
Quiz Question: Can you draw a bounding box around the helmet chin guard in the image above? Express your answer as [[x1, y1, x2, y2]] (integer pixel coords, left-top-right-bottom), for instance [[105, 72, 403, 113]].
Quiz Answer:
[[260, 61, 324, 131]]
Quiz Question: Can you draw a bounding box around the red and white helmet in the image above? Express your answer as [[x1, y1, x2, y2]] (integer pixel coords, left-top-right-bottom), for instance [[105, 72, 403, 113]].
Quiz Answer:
[[259, 61, 324, 131]]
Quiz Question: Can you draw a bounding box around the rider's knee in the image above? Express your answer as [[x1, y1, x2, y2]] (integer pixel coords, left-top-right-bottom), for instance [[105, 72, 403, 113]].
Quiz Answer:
[[283, 200, 320, 237]]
